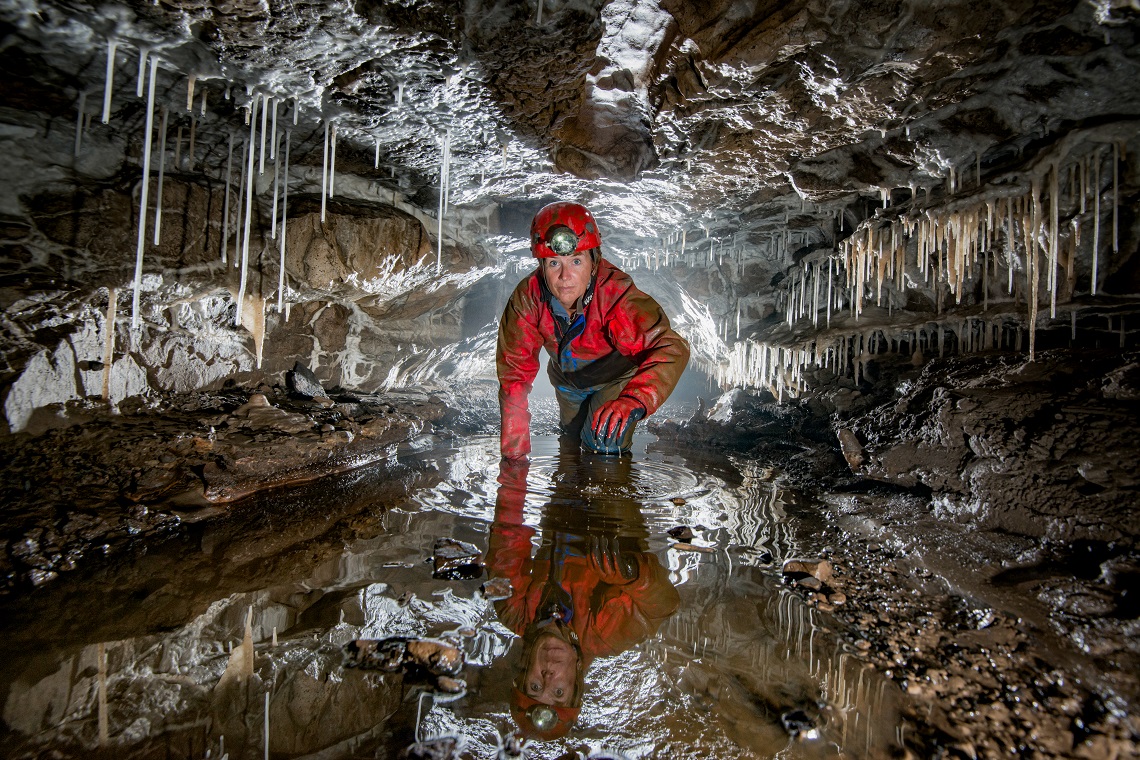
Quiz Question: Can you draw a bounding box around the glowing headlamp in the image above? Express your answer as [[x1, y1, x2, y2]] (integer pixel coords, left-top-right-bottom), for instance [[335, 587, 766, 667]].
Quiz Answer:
[[546, 225, 580, 255], [526, 704, 558, 731]]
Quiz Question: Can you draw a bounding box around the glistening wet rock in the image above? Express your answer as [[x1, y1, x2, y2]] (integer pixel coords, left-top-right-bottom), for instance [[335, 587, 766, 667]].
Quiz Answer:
[[0, 387, 446, 594], [480, 576, 512, 601], [344, 637, 464, 677], [782, 558, 833, 583], [287, 362, 326, 399], [846, 349, 1140, 543], [432, 538, 484, 581]]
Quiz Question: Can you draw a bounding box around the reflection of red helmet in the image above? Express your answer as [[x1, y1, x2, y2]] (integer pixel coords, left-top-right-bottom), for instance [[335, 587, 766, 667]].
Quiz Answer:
[[531, 202, 602, 258], [510, 687, 580, 740]]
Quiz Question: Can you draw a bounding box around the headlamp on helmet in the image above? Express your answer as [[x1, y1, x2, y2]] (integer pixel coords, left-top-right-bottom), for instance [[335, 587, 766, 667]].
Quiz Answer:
[[545, 226, 580, 255], [530, 201, 602, 258], [526, 704, 559, 731]]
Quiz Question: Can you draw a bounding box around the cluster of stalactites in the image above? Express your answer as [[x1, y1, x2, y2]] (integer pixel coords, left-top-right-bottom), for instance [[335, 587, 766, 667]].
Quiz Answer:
[[615, 223, 814, 276], [713, 316, 1067, 400], [76, 37, 434, 380], [786, 141, 1129, 362]]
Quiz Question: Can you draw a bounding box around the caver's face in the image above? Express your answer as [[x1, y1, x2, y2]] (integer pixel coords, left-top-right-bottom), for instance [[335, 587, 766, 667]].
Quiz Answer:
[[541, 253, 594, 311], [522, 632, 578, 706]]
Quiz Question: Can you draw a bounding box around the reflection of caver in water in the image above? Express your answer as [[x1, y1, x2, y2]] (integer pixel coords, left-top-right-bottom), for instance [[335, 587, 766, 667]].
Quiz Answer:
[[497, 201, 690, 459], [487, 455, 681, 740]]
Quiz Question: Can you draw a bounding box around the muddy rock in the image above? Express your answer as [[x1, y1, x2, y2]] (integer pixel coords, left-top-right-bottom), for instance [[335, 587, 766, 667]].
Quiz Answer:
[[0, 388, 447, 593], [432, 538, 484, 581], [286, 362, 327, 399], [782, 558, 833, 583], [846, 350, 1140, 543], [480, 577, 512, 601]]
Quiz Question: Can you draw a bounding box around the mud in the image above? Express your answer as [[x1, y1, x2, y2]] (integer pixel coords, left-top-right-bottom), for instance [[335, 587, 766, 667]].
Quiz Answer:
[[653, 345, 1140, 758], [0, 385, 447, 595]]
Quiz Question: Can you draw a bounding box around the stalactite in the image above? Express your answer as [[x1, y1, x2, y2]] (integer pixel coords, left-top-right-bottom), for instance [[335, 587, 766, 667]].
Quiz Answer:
[[329, 123, 338, 198], [437, 129, 451, 273], [278, 131, 290, 312], [259, 96, 269, 174], [1028, 179, 1041, 361], [270, 98, 278, 161], [186, 74, 196, 111], [1093, 147, 1101, 294], [1112, 140, 1120, 254], [101, 40, 117, 124], [320, 121, 329, 222], [130, 56, 159, 330], [221, 134, 234, 265], [237, 94, 259, 326], [153, 108, 168, 246], [1049, 163, 1059, 318], [271, 131, 280, 240], [234, 139, 248, 268], [135, 47, 148, 98]]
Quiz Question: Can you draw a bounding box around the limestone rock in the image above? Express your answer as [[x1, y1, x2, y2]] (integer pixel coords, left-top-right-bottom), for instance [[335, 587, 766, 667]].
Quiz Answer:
[[432, 538, 483, 581], [782, 558, 833, 584], [287, 362, 326, 399], [836, 428, 864, 471]]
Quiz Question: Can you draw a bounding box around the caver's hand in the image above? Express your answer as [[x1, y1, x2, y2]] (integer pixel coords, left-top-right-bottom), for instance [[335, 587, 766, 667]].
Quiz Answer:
[[590, 396, 646, 446], [587, 534, 639, 583]]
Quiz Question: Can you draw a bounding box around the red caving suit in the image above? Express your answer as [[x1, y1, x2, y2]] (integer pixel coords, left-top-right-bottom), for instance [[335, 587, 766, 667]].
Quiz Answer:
[[496, 258, 690, 460]]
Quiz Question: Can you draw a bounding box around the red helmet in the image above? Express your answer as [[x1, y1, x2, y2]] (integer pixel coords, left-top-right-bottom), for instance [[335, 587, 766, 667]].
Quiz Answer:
[[531, 202, 601, 258]]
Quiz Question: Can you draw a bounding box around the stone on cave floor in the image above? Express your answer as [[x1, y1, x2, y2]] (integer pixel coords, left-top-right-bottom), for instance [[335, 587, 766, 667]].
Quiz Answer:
[[432, 537, 484, 580], [287, 362, 328, 399], [781, 557, 833, 583], [480, 576, 513, 601]]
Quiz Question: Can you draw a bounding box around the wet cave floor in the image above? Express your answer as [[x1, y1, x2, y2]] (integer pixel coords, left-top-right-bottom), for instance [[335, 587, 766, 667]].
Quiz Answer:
[[0, 419, 1136, 759]]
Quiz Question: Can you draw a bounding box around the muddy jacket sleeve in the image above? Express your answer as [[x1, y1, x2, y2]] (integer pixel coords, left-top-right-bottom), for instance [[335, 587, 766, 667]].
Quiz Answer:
[[496, 277, 544, 459], [582, 554, 680, 658], [601, 277, 690, 415], [487, 460, 536, 634]]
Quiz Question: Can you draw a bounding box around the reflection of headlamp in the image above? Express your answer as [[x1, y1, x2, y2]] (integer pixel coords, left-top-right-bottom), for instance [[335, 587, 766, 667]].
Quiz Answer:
[[526, 704, 559, 731], [546, 225, 580, 255]]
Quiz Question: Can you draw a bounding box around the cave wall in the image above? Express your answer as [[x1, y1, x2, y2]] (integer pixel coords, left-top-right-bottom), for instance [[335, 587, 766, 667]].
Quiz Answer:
[[0, 0, 1137, 435]]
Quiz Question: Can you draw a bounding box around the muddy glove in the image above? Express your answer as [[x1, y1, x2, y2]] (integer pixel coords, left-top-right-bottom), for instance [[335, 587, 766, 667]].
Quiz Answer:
[[588, 534, 639, 583], [590, 397, 646, 448]]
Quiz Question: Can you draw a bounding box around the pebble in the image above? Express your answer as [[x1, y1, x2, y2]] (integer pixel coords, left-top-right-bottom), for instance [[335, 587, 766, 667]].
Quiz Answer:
[[795, 576, 823, 591], [432, 537, 483, 580], [480, 576, 512, 601]]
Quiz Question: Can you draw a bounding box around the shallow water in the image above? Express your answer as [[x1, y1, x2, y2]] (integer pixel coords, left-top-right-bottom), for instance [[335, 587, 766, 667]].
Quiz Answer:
[[0, 431, 904, 759]]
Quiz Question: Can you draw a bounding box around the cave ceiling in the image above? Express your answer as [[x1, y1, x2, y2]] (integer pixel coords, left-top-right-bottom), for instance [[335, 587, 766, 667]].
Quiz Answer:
[[6, 0, 1137, 259]]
